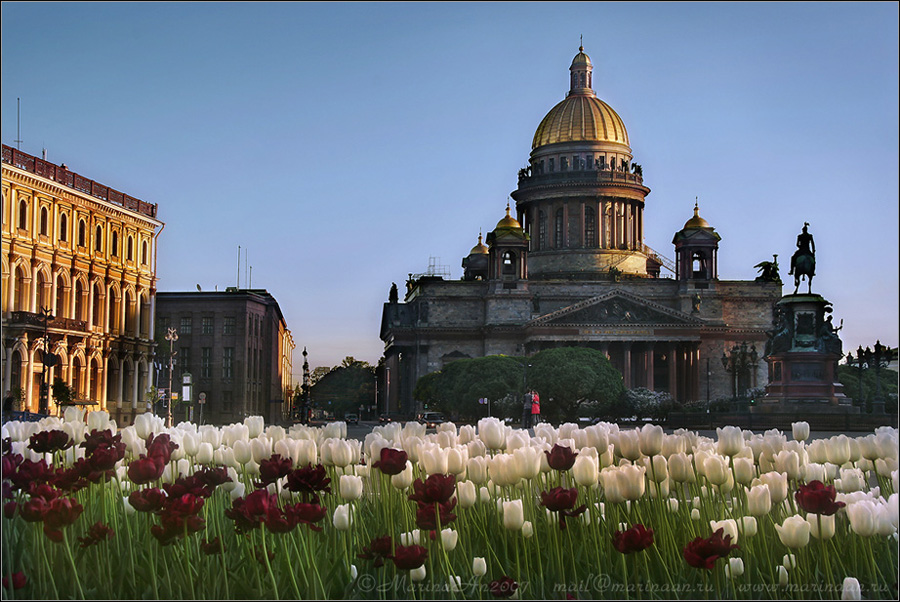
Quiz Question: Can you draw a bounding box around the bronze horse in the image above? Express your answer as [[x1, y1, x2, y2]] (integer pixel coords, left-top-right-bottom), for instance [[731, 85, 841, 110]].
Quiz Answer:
[[792, 252, 815, 294]]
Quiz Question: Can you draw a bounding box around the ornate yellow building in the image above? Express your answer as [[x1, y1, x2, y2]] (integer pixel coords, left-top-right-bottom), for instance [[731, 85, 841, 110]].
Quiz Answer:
[[2, 145, 163, 425]]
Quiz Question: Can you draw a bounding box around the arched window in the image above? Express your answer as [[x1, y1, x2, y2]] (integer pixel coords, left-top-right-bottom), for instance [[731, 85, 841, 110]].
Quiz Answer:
[[78, 220, 86, 247], [502, 251, 516, 275], [95, 225, 103, 252], [585, 206, 596, 248], [127, 236, 134, 261], [18, 199, 28, 230], [555, 209, 564, 248], [59, 213, 68, 242], [141, 240, 148, 265], [111, 232, 119, 256], [40, 207, 48, 236]]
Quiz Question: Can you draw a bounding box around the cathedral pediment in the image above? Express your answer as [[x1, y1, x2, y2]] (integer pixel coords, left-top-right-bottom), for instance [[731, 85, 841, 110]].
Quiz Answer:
[[528, 291, 702, 327]]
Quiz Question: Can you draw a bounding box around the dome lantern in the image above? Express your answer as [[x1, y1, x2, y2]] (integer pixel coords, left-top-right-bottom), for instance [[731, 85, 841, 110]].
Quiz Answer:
[[568, 46, 594, 97]]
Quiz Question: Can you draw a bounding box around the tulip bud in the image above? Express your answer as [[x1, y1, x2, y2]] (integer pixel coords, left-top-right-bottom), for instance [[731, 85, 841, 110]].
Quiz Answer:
[[669, 452, 696, 483], [400, 530, 421, 546], [333, 503, 353, 531], [340, 474, 363, 501], [738, 516, 758, 537], [457, 480, 477, 509], [842, 577, 861, 601], [725, 557, 744, 579], [791, 421, 810, 442], [472, 557, 487, 577], [522, 520, 534, 538], [639, 424, 664, 457], [573, 455, 599, 487], [782, 553, 797, 570], [391, 463, 414, 490], [667, 498, 679, 513], [440, 528, 458, 551], [808, 514, 835, 540], [703, 455, 729, 486], [691, 508, 701, 520], [479, 486, 491, 503], [716, 426, 745, 457], [410, 566, 427, 583], [502, 499, 524, 530], [777, 565, 789, 586], [775, 515, 810, 549]]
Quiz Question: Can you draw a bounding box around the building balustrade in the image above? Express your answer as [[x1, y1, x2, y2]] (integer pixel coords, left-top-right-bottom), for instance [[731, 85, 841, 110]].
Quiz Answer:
[[2, 144, 157, 218], [517, 166, 644, 188], [6, 311, 88, 333]]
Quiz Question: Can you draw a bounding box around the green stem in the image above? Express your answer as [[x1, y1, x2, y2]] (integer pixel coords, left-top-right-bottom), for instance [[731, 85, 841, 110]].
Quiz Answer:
[[61, 530, 86, 599]]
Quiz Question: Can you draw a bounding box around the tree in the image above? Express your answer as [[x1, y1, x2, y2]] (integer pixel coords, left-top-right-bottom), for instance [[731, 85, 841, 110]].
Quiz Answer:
[[837, 364, 898, 413], [527, 347, 625, 423], [413, 356, 523, 422], [52, 378, 77, 407], [309, 357, 376, 418]]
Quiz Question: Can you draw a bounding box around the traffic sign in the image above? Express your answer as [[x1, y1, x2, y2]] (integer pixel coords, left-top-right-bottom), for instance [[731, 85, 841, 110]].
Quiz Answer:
[[198, 392, 207, 405]]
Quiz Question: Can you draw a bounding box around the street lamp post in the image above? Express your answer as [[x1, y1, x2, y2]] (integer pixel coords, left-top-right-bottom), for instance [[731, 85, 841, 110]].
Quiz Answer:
[[721, 342, 759, 401], [165, 327, 178, 427], [847, 347, 867, 409], [39, 306, 56, 415], [520, 361, 532, 429]]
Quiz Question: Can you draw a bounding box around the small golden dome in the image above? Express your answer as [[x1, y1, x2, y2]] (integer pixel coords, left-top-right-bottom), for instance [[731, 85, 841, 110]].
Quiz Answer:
[[469, 234, 489, 255], [683, 204, 711, 229], [571, 46, 591, 67], [495, 205, 521, 230]]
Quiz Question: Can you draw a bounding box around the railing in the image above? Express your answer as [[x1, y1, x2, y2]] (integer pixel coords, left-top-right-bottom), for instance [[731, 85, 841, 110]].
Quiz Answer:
[[642, 244, 676, 273], [517, 167, 644, 188], [6, 311, 88, 332], [2, 144, 157, 219]]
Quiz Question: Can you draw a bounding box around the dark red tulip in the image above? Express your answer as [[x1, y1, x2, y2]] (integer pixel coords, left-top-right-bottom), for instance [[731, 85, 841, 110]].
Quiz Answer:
[[128, 487, 167, 513], [87, 442, 126, 472], [613, 524, 654, 554], [80, 429, 121, 455], [373, 448, 408, 475], [146, 433, 178, 466], [545, 444, 578, 471], [127, 456, 165, 485], [28, 430, 73, 454], [358, 535, 394, 567], [284, 464, 331, 499], [408, 473, 456, 505], [795, 480, 846, 516], [257, 454, 293, 487], [683, 528, 739, 570], [415, 499, 458, 531], [390, 544, 428, 570], [201, 536, 224, 555], [77, 521, 114, 548], [2, 571, 26, 590], [163, 474, 213, 499], [489, 576, 519, 598], [288, 502, 327, 531], [540, 486, 587, 529]]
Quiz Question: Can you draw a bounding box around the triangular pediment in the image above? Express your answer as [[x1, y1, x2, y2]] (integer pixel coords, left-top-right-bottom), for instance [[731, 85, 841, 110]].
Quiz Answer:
[[528, 291, 703, 327]]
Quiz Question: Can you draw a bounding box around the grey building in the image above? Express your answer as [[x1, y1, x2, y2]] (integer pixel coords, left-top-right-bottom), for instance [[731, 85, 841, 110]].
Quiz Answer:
[[380, 47, 782, 416], [155, 289, 294, 425]]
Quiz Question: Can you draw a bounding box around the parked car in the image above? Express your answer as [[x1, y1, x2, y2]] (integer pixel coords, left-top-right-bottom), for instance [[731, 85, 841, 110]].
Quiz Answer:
[[379, 412, 405, 424], [345, 413, 359, 425], [419, 411, 445, 429]]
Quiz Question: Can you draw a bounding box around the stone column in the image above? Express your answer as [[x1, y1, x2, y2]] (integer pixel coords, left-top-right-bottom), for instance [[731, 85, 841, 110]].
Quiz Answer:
[[645, 343, 655, 390], [667, 342, 678, 401], [622, 342, 632, 388]]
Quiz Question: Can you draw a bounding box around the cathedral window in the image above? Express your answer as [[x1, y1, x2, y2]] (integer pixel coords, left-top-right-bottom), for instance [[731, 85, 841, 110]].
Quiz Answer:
[[561, 157, 568, 171], [78, 220, 86, 247], [127, 236, 134, 261], [60, 213, 68, 242], [585, 206, 596, 247], [555, 209, 564, 248], [95, 225, 103, 252], [573, 155, 580, 170], [549, 158, 554, 172], [112, 232, 119, 256], [538, 211, 547, 250], [141, 241, 148, 265], [40, 207, 48, 235]]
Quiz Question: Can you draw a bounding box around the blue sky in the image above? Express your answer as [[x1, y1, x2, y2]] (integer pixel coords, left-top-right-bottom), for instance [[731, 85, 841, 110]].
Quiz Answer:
[[3, 2, 898, 378]]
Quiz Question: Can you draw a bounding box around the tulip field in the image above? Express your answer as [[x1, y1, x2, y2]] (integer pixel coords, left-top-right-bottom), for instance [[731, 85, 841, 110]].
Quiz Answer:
[[2, 410, 898, 600]]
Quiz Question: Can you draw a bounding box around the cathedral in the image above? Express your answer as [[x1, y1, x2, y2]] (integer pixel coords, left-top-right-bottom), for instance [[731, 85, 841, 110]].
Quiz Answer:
[[379, 47, 782, 416]]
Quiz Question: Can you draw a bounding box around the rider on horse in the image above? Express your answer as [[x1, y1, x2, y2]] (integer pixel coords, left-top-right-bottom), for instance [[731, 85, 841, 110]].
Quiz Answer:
[[789, 222, 815, 277]]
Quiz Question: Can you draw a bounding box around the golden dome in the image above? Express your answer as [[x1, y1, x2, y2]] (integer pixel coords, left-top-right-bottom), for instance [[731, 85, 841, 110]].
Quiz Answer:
[[531, 47, 629, 149], [532, 96, 629, 149], [683, 204, 711, 229], [495, 205, 521, 230], [469, 234, 489, 255]]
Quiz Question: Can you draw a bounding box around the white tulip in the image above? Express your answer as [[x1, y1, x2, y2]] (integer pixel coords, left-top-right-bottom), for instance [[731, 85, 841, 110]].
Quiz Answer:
[[410, 566, 426, 582], [440, 528, 458, 551], [725, 557, 744, 579], [333, 503, 353, 531], [478, 417, 507, 451], [842, 577, 861, 600], [244, 416, 265, 439], [391, 463, 414, 490], [639, 424, 664, 457], [503, 499, 524, 530], [808, 513, 835, 540], [233, 440, 252, 465], [472, 557, 487, 577], [710, 519, 739, 544], [791, 421, 810, 442], [825, 435, 852, 466], [522, 520, 534, 538], [340, 474, 363, 501], [777, 565, 789, 586], [196, 442, 214, 465], [703, 454, 729, 486], [775, 515, 811, 549], [457, 480, 477, 509], [617, 428, 642, 461], [572, 455, 599, 487], [716, 426, 745, 457]]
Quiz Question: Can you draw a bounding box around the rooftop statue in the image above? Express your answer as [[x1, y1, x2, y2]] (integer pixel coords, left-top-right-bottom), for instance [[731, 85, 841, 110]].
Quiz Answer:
[[788, 222, 815, 294], [754, 253, 782, 283]]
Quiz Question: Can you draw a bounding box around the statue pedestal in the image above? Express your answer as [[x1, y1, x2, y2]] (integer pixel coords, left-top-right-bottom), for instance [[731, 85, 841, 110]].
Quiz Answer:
[[760, 294, 854, 413]]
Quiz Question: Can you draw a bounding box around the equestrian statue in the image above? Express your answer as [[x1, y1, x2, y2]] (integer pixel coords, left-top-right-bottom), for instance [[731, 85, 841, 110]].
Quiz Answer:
[[788, 222, 815, 294]]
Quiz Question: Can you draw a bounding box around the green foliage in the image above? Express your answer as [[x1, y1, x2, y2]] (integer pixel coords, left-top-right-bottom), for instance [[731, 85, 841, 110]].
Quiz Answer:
[[527, 347, 625, 423], [837, 364, 898, 413], [612, 388, 679, 421], [52, 379, 77, 406], [413, 356, 523, 421], [309, 357, 375, 418]]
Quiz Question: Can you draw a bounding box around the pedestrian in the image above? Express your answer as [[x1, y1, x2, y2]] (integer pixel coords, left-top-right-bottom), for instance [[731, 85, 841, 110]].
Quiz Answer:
[[522, 392, 532, 429], [531, 391, 541, 425]]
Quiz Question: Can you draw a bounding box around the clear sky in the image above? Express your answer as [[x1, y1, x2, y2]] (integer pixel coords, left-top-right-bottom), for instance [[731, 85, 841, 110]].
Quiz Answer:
[[3, 2, 898, 379]]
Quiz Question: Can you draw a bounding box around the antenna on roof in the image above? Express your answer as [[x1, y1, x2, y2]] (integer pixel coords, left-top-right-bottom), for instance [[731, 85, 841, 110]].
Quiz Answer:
[[14, 98, 23, 150]]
